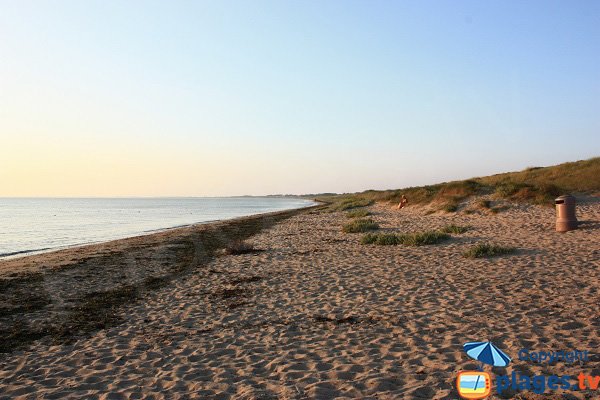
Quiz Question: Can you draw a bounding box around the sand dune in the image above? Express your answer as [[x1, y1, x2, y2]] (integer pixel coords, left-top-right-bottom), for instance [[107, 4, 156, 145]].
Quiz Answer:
[[1, 197, 599, 399]]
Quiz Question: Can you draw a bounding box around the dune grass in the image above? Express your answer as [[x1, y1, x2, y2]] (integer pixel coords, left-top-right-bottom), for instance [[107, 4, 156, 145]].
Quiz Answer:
[[361, 233, 401, 245], [479, 157, 600, 196], [342, 218, 379, 233], [463, 243, 516, 258], [318, 157, 600, 209], [346, 209, 371, 218], [330, 197, 373, 211], [440, 224, 469, 234], [441, 202, 459, 212], [360, 179, 482, 209], [493, 181, 562, 205], [398, 231, 451, 245], [362, 230, 450, 246]]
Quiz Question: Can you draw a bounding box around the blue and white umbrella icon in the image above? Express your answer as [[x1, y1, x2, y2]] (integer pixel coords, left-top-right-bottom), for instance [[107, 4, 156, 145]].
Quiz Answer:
[[463, 341, 511, 368]]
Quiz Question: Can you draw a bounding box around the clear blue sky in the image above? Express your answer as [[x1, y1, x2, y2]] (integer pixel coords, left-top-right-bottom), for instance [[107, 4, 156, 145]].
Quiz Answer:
[[1, 1, 599, 196]]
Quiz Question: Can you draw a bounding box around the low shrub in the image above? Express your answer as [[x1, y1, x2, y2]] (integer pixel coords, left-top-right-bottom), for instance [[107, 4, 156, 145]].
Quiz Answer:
[[441, 202, 459, 213], [362, 230, 450, 246], [332, 198, 374, 211], [440, 224, 469, 234], [346, 209, 371, 218], [397, 231, 450, 245], [463, 243, 516, 258], [495, 181, 562, 206], [342, 218, 379, 233], [495, 181, 525, 198], [444, 203, 458, 212], [361, 233, 400, 245]]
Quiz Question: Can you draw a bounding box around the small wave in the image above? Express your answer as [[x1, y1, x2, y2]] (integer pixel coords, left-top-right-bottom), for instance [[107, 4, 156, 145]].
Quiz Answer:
[[0, 248, 51, 258]]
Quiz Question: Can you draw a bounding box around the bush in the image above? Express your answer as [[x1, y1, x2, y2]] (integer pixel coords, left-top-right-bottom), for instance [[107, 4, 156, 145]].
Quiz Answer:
[[495, 181, 563, 206], [463, 243, 515, 258], [495, 181, 525, 198], [398, 231, 450, 245], [346, 209, 371, 218], [331, 198, 373, 211], [361, 233, 400, 245], [342, 218, 379, 233], [362, 231, 450, 246], [440, 224, 469, 234], [441, 202, 459, 212]]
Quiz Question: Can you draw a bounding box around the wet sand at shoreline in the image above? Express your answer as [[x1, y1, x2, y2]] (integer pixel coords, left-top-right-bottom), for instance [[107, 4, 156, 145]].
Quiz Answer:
[[1, 198, 599, 399]]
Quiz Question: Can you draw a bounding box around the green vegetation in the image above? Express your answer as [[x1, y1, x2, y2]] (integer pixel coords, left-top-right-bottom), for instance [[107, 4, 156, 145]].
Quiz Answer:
[[361, 233, 401, 245], [319, 157, 600, 209], [342, 218, 379, 233], [463, 243, 516, 258], [479, 157, 600, 196], [362, 230, 450, 246], [440, 224, 469, 234], [493, 181, 561, 205], [398, 231, 451, 245], [360, 179, 482, 208], [328, 197, 373, 211], [441, 202, 459, 212], [346, 209, 371, 218]]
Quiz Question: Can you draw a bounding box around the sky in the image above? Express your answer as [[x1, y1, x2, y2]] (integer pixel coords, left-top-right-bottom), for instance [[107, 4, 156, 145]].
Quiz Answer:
[[1, 0, 599, 197]]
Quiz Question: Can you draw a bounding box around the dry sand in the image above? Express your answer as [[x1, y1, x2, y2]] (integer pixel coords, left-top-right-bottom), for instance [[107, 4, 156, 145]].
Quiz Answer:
[[0, 197, 599, 399]]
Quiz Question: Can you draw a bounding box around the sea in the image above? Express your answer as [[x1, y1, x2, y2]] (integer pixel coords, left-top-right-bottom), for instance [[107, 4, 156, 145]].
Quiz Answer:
[[0, 197, 316, 258]]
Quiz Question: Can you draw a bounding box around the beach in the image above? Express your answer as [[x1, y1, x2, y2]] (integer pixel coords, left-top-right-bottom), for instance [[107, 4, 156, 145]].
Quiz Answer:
[[1, 197, 599, 399]]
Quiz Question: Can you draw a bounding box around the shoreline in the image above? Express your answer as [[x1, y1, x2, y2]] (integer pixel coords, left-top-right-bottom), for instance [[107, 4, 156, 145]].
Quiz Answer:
[[0, 200, 319, 266], [0, 203, 323, 354]]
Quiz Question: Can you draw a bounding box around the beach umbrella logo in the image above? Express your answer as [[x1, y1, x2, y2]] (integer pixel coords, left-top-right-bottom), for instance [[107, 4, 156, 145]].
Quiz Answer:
[[463, 341, 512, 368], [456, 342, 511, 399]]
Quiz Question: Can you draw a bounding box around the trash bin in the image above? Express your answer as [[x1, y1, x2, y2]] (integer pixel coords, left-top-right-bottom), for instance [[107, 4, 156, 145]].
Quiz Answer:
[[555, 195, 578, 232]]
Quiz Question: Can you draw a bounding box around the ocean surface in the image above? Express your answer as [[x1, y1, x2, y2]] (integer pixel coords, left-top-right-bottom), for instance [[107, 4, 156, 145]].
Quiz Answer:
[[0, 197, 315, 258]]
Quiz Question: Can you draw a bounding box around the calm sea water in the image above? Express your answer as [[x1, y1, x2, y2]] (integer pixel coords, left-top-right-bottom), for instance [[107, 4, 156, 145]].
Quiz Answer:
[[0, 197, 315, 258]]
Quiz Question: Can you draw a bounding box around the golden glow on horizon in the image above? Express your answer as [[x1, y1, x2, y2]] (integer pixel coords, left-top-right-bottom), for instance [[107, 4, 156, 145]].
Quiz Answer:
[[1, 130, 330, 197]]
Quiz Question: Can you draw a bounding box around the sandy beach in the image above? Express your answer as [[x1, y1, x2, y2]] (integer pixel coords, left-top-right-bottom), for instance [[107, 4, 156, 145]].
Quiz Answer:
[[1, 197, 599, 399]]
